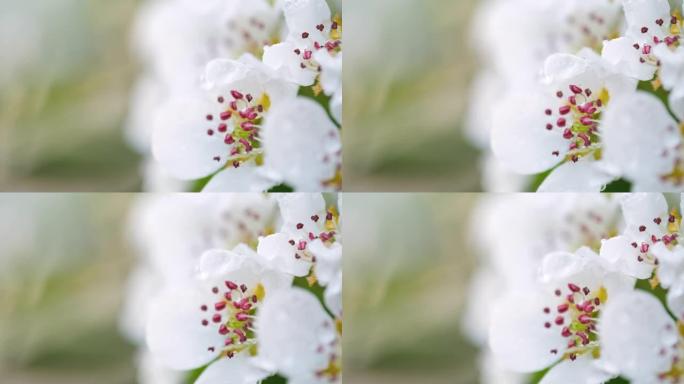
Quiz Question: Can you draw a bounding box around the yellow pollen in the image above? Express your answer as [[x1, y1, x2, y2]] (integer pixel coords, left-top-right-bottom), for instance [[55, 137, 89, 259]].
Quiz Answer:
[[254, 283, 266, 301]]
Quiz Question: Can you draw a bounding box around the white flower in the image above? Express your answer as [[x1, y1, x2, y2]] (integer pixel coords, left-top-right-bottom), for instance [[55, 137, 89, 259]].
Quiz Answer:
[[600, 290, 680, 383], [129, 194, 276, 282], [263, 0, 342, 87], [654, 44, 684, 121], [313, 49, 342, 124], [152, 55, 298, 191], [260, 97, 341, 191], [648, 193, 684, 318], [602, 0, 682, 81], [473, 0, 622, 84], [308, 239, 342, 317], [601, 92, 682, 191], [145, 247, 292, 381], [255, 287, 341, 384], [489, 247, 632, 378], [491, 51, 635, 191], [133, 0, 280, 87], [258, 193, 342, 315], [136, 349, 184, 384], [471, 194, 620, 289]]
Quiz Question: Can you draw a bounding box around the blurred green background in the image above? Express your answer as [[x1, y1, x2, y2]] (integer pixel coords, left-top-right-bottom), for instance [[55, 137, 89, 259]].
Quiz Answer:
[[0, 0, 142, 191], [0, 194, 136, 383], [344, 194, 479, 383], [344, 0, 481, 191]]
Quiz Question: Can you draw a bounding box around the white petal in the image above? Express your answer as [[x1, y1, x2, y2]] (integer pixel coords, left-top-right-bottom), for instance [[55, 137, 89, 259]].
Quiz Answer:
[[491, 91, 568, 174], [540, 356, 613, 384], [146, 288, 223, 370], [282, 0, 331, 34], [600, 290, 676, 383], [537, 159, 616, 192], [202, 165, 277, 192], [323, 276, 342, 318], [489, 292, 565, 372], [257, 233, 312, 276], [652, 243, 684, 288], [329, 89, 342, 125], [277, 193, 326, 234], [263, 42, 317, 86], [152, 97, 229, 180], [256, 287, 337, 381], [670, 86, 684, 121], [601, 92, 680, 182], [195, 356, 268, 384], [543, 53, 600, 93], [262, 98, 341, 191], [601, 37, 656, 81], [308, 240, 341, 286], [313, 50, 342, 97], [204, 59, 251, 91], [599, 236, 653, 279], [619, 193, 668, 237], [653, 45, 684, 91], [667, 280, 684, 319], [622, 0, 671, 40]]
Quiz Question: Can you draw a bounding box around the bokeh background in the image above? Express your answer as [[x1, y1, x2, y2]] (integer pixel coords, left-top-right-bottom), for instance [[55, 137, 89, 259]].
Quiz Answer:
[[0, 194, 137, 383], [0, 193, 481, 383], [0, 0, 141, 191], [344, 194, 479, 383], [344, 0, 481, 191]]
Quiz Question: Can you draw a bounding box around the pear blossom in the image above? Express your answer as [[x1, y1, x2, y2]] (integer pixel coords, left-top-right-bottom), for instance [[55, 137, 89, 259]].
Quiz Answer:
[[597, 194, 679, 280], [313, 49, 342, 124], [127, 0, 343, 192], [472, 0, 623, 85], [654, 43, 684, 139], [601, 92, 683, 191], [263, 0, 342, 87], [647, 193, 684, 318], [255, 288, 341, 384], [128, 194, 277, 282], [259, 97, 341, 191], [489, 247, 635, 380], [259, 193, 342, 316], [133, 0, 281, 88], [601, 0, 683, 81], [491, 51, 636, 191], [122, 193, 342, 383], [600, 290, 681, 383], [145, 247, 292, 381], [470, 0, 684, 191]]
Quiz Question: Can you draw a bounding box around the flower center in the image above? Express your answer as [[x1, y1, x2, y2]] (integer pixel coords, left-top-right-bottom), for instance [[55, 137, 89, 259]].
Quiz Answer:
[[287, 207, 339, 265], [200, 280, 266, 358], [543, 283, 606, 361], [544, 84, 608, 162], [635, 14, 682, 66], [292, 15, 342, 72], [564, 10, 618, 52], [204, 90, 271, 168], [632, 211, 682, 266], [224, 16, 275, 56]]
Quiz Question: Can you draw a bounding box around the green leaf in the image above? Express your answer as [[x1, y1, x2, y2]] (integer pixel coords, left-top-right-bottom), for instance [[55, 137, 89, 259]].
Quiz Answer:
[[528, 169, 554, 192], [268, 183, 294, 192], [603, 178, 632, 192], [185, 367, 287, 384], [191, 174, 215, 192]]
